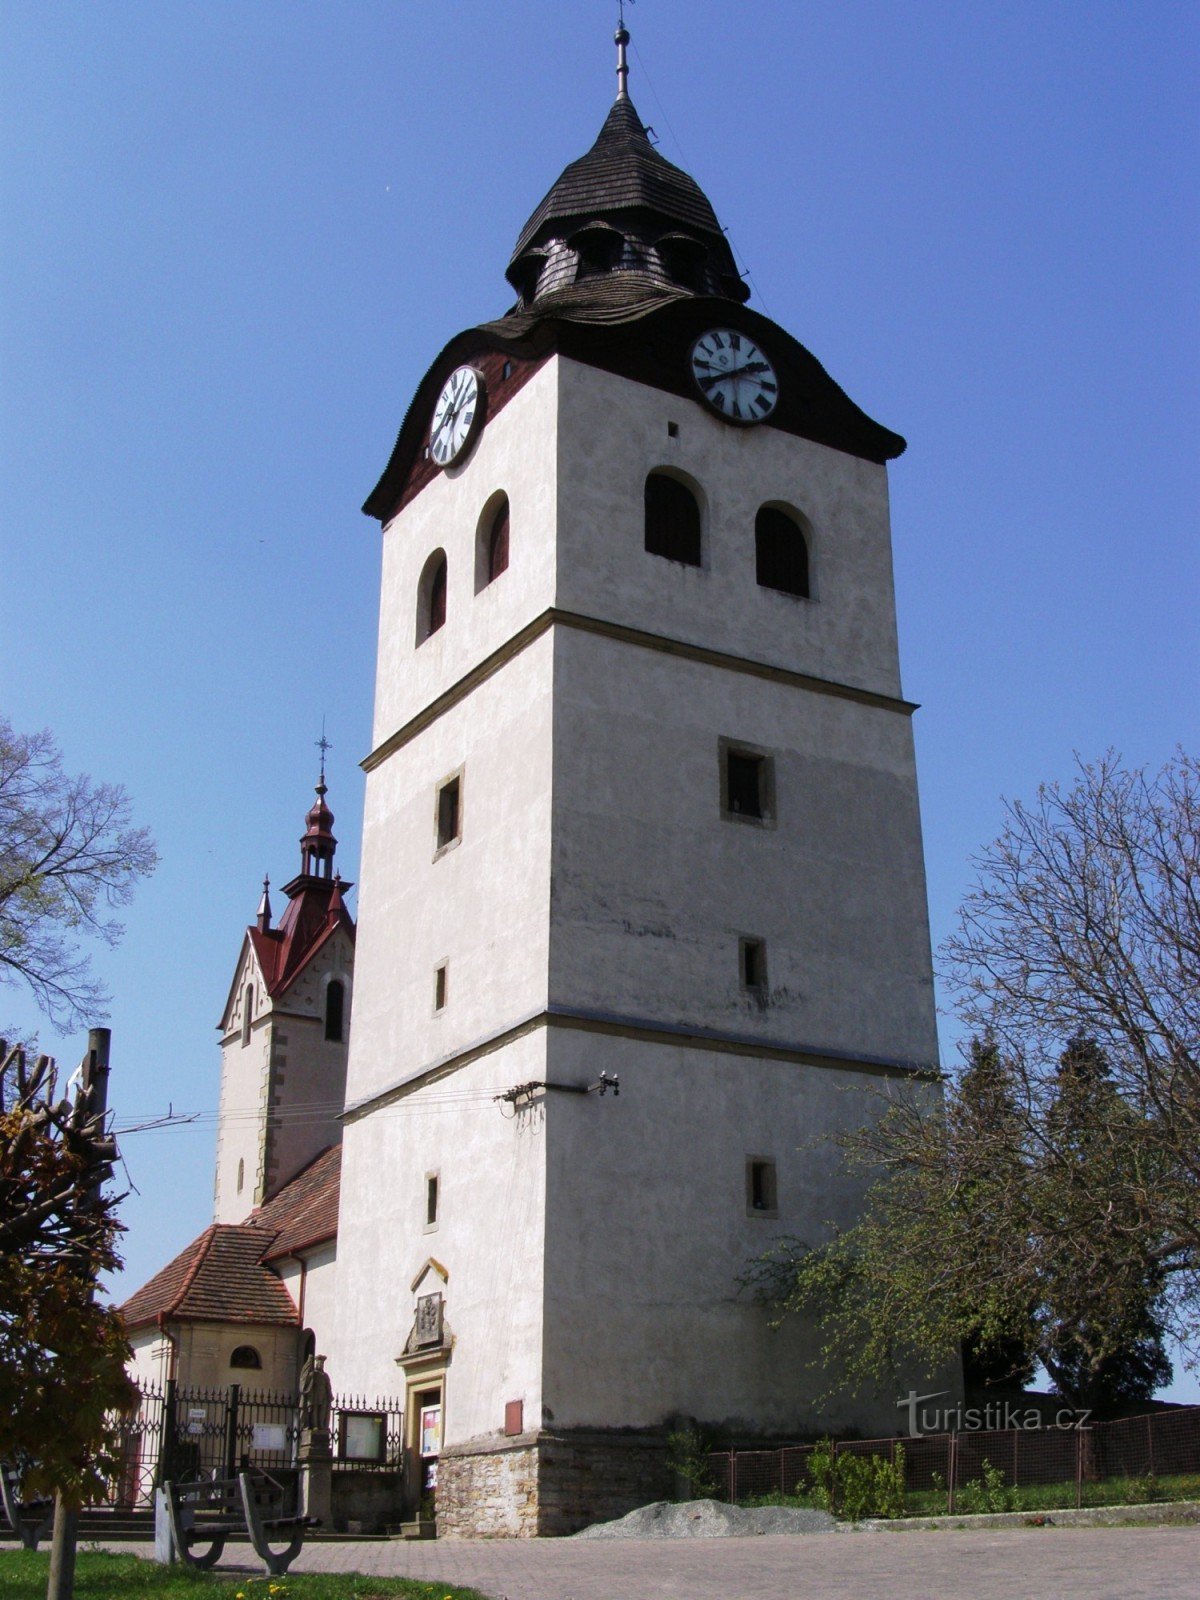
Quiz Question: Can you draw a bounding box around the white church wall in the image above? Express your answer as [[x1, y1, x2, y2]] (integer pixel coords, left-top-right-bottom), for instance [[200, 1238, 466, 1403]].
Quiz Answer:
[[548, 623, 938, 1069], [553, 355, 904, 702], [345, 631, 554, 1110], [275, 1241, 338, 1362], [539, 1029, 948, 1439], [372, 361, 559, 750], [333, 1037, 548, 1440], [262, 930, 352, 1198], [126, 1329, 171, 1391], [213, 948, 270, 1222]]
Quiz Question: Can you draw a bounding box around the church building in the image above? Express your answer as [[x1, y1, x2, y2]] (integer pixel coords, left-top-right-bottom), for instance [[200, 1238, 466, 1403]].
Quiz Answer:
[[122, 22, 947, 1537], [121, 773, 352, 1398], [332, 23, 943, 1535]]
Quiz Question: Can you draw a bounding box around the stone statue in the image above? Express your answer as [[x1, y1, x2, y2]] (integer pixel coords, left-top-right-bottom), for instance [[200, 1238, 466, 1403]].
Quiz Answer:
[[299, 1352, 332, 1435]]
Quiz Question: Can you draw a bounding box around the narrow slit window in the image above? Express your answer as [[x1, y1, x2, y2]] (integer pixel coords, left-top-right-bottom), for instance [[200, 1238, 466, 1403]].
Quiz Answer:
[[325, 979, 345, 1042], [241, 985, 254, 1046], [487, 498, 510, 582], [746, 1158, 778, 1217], [426, 1173, 440, 1229], [740, 937, 767, 995], [436, 775, 462, 853], [434, 963, 447, 1012], [644, 471, 702, 566]]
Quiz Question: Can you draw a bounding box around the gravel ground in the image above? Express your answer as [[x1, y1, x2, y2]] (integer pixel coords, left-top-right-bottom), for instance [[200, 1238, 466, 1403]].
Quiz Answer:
[[572, 1496, 836, 1538]]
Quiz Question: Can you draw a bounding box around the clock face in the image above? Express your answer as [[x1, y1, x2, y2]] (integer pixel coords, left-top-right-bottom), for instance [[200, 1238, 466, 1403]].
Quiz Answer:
[[690, 330, 778, 424], [430, 366, 484, 466]]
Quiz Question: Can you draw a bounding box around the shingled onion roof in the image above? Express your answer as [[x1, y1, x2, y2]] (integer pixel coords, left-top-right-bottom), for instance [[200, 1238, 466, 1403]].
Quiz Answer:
[[507, 94, 748, 305]]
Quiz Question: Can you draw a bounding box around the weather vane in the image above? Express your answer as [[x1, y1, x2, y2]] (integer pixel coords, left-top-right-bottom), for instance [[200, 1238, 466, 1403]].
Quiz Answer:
[[617, 0, 635, 29]]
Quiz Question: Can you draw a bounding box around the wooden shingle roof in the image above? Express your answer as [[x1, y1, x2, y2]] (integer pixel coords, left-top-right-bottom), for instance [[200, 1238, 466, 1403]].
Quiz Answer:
[[512, 96, 725, 261]]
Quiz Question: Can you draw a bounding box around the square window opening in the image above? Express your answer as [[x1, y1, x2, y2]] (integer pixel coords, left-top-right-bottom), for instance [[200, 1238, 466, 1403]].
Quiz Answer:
[[747, 1157, 778, 1217], [720, 742, 775, 823], [667, 420, 679, 438]]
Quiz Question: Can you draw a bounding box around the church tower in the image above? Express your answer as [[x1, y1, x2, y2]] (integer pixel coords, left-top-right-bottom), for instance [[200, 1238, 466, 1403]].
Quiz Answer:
[[334, 26, 941, 1535], [214, 768, 356, 1222]]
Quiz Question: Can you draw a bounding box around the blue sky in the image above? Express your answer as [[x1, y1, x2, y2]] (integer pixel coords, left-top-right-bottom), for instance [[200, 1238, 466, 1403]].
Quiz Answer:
[[2, 3, 1197, 1395]]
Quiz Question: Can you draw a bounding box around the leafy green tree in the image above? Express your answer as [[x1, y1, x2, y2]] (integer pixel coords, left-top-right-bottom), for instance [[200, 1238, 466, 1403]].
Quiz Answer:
[[0, 1041, 135, 1504]]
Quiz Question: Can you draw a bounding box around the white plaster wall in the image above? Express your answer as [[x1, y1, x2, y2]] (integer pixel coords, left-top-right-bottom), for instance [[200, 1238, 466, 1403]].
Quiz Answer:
[[126, 1329, 171, 1391], [331, 1038, 547, 1443], [372, 362, 559, 747], [541, 1030, 949, 1438], [213, 944, 270, 1222], [554, 357, 904, 700], [276, 1243, 339, 1363], [345, 633, 554, 1109], [549, 626, 938, 1068], [263, 929, 353, 1196]]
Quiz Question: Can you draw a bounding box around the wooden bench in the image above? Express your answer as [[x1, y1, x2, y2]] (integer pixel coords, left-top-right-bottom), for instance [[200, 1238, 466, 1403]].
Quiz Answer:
[[0, 1464, 53, 1551], [162, 1469, 311, 1574]]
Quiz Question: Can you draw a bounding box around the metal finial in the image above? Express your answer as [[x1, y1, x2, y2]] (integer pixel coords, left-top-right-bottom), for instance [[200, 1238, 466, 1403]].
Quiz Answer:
[[316, 722, 332, 784], [615, 1, 634, 99]]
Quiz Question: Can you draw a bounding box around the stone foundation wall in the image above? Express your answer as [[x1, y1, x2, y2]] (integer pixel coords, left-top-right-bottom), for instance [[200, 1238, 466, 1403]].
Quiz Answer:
[[438, 1429, 671, 1538]]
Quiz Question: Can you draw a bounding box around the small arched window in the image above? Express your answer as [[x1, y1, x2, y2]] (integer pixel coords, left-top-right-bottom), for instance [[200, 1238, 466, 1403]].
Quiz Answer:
[[237, 1158, 245, 1194], [755, 505, 810, 598], [325, 979, 345, 1043], [230, 1345, 261, 1370], [487, 499, 510, 583], [416, 550, 448, 644], [241, 985, 254, 1047], [644, 471, 702, 567]]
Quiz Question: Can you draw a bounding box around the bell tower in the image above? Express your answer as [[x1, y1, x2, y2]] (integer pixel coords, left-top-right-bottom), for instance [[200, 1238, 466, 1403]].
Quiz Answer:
[[334, 24, 942, 1535], [214, 765, 355, 1223]]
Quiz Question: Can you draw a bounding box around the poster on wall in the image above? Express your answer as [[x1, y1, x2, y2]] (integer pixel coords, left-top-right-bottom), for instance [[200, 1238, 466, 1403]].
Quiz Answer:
[[420, 1405, 441, 1458]]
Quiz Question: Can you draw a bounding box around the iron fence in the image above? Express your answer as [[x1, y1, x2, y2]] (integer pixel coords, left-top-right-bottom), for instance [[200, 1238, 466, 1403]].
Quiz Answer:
[[100, 1380, 404, 1507], [707, 1404, 1200, 1515]]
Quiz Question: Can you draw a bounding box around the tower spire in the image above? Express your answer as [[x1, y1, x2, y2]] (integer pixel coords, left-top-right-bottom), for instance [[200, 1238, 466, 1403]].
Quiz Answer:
[[256, 874, 272, 932], [615, 6, 631, 100]]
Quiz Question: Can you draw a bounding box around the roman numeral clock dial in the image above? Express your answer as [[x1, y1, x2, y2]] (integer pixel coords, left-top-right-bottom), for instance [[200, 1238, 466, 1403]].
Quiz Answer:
[[690, 330, 778, 424], [430, 365, 485, 467]]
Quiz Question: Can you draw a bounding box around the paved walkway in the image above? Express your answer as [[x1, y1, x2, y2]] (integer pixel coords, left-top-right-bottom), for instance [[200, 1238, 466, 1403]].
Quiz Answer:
[[97, 1526, 1199, 1600]]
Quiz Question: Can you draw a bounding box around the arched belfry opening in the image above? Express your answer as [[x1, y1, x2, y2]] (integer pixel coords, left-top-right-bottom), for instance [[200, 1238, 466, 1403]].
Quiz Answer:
[[644, 471, 703, 567]]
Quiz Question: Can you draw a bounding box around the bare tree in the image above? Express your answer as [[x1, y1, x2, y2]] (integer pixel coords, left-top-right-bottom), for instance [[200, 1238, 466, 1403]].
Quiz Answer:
[[0, 719, 157, 1030], [748, 750, 1199, 1400], [945, 749, 1200, 1281]]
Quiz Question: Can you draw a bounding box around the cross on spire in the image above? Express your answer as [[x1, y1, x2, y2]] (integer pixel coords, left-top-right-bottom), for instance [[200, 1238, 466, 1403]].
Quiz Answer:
[[316, 723, 333, 784]]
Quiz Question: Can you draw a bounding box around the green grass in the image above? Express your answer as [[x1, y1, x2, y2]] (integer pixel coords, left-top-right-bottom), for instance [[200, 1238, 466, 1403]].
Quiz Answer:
[[0, 1550, 490, 1600]]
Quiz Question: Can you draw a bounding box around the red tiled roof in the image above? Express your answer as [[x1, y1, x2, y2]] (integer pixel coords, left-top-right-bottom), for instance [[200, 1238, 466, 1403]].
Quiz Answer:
[[120, 1146, 341, 1330], [119, 1226, 299, 1331], [252, 1145, 341, 1261]]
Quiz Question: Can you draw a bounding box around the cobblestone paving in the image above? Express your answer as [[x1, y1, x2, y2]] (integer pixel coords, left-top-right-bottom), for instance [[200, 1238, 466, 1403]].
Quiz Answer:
[[96, 1526, 1200, 1600]]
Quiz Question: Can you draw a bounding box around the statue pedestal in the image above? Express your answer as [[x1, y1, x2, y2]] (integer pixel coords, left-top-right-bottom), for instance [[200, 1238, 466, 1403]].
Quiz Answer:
[[299, 1430, 333, 1529]]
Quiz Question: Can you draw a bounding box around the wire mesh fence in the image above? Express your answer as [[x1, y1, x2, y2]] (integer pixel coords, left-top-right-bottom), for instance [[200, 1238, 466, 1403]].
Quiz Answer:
[[99, 1379, 404, 1506], [707, 1405, 1200, 1517]]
